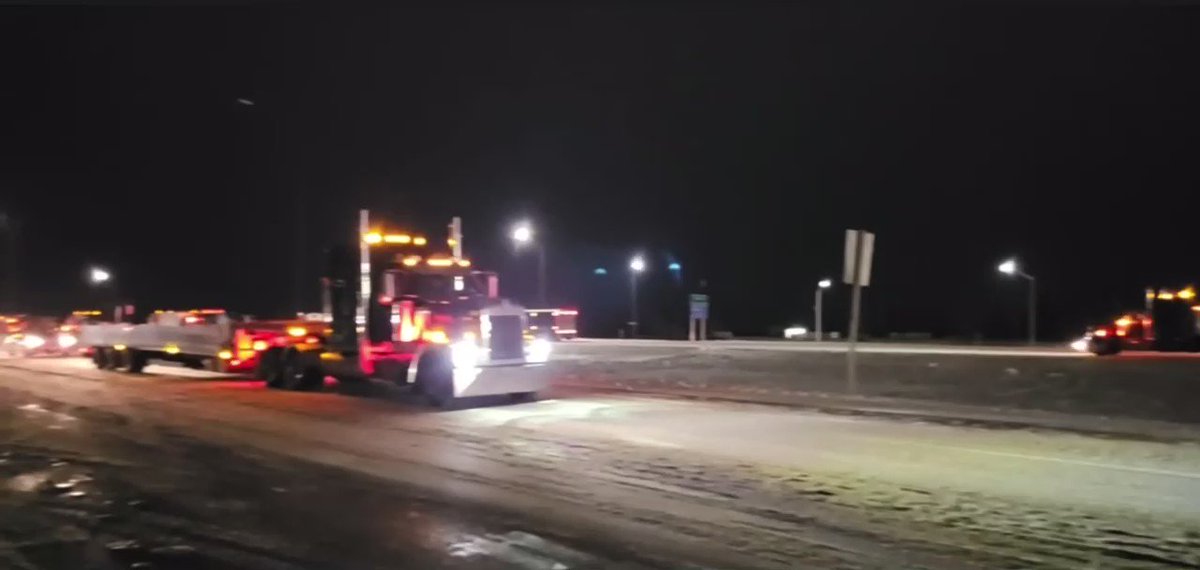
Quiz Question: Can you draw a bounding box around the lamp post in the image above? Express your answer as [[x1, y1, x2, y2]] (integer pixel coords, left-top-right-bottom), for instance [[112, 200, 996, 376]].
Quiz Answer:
[[998, 258, 1037, 345], [814, 278, 832, 341], [511, 222, 547, 306], [629, 255, 645, 337]]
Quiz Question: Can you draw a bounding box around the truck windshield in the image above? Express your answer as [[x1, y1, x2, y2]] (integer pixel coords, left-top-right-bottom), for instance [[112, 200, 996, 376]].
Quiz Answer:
[[389, 271, 484, 302]]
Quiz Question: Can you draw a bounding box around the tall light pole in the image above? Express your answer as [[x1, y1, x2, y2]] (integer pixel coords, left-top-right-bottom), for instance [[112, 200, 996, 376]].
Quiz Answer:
[[511, 222, 547, 306], [998, 258, 1036, 345], [814, 278, 832, 341], [629, 255, 645, 337]]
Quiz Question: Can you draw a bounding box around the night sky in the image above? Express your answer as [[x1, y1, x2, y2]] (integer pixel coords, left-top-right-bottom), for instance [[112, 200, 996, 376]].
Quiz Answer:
[[1, 3, 1197, 340]]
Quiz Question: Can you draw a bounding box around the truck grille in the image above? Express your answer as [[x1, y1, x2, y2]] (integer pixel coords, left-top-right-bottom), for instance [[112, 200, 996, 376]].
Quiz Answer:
[[488, 315, 523, 361]]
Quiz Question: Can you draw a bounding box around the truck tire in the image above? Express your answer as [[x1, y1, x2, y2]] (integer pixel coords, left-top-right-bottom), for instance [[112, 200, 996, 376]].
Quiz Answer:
[[127, 350, 148, 373], [414, 351, 455, 408], [259, 347, 284, 388], [281, 349, 322, 391]]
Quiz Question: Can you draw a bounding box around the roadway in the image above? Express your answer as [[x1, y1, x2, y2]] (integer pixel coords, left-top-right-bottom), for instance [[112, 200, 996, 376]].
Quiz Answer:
[[1, 355, 1199, 569]]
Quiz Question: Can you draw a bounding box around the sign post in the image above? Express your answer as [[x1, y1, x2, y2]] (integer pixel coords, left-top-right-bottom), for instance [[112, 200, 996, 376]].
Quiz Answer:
[[688, 294, 709, 341], [843, 229, 875, 394]]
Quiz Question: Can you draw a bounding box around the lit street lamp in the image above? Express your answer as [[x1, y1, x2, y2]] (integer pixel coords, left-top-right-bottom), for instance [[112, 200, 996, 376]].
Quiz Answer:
[[814, 278, 832, 341], [629, 255, 645, 337], [997, 258, 1037, 345], [89, 266, 111, 285], [510, 222, 547, 306]]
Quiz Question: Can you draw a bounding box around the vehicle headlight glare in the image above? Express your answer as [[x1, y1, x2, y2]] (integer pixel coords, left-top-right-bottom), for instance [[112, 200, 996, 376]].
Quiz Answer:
[[526, 338, 552, 363], [451, 340, 480, 370], [56, 333, 78, 348], [22, 335, 46, 349]]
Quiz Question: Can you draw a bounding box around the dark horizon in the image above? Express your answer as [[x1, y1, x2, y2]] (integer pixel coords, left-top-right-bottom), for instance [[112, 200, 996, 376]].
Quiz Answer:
[[1, 3, 1197, 341]]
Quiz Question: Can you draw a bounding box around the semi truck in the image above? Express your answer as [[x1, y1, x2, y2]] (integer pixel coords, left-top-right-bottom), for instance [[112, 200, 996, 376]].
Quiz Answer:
[[1084, 286, 1199, 355], [82, 211, 550, 406]]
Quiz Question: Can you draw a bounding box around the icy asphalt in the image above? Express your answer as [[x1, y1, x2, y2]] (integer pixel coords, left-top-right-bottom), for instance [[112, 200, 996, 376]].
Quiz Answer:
[[2, 356, 1199, 569]]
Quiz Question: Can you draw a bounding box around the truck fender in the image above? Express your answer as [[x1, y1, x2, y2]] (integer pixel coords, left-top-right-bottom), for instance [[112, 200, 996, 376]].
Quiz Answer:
[[405, 344, 449, 386]]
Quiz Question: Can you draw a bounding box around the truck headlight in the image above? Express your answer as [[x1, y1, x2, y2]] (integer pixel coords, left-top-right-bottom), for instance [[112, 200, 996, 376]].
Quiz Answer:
[[525, 338, 551, 363], [450, 340, 480, 370], [56, 333, 78, 348], [21, 334, 46, 349]]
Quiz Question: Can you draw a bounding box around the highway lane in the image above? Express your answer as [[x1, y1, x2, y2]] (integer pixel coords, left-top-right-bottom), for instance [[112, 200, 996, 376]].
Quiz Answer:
[[2, 357, 1199, 569]]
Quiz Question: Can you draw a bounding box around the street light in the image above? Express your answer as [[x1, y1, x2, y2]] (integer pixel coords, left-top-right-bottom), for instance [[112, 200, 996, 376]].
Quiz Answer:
[[89, 266, 111, 285], [510, 221, 546, 306], [997, 258, 1037, 345], [629, 255, 645, 337], [814, 278, 833, 341]]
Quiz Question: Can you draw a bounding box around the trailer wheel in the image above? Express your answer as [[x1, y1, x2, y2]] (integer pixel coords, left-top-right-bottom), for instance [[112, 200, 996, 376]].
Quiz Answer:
[[415, 351, 455, 408], [127, 350, 148, 373], [92, 347, 110, 369], [113, 348, 135, 371], [281, 349, 322, 391]]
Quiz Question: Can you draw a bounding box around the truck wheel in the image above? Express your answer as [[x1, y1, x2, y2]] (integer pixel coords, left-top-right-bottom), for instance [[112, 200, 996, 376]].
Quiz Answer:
[[258, 348, 283, 388], [415, 351, 455, 408], [281, 349, 322, 391]]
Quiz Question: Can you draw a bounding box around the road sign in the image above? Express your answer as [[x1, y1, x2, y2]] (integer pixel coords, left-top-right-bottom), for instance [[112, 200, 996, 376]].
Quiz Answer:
[[843, 230, 875, 286], [689, 294, 709, 320], [842, 229, 875, 394]]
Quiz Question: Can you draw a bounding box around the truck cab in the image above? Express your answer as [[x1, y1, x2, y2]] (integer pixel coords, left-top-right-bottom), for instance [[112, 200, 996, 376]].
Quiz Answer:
[[258, 212, 550, 406]]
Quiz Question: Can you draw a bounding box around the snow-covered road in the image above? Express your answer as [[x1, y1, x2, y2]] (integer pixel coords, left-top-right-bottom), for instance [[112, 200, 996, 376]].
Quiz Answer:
[[2, 358, 1198, 569]]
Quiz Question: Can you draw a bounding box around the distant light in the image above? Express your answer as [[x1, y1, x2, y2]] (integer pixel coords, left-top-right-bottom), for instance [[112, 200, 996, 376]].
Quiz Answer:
[[629, 256, 646, 272], [88, 267, 111, 284], [236, 98, 255, 106], [783, 326, 808, 339], [512, 223, 533, 244], [413, 236, 428, 246], [363, 232, 382, 244], [1178, 287, 1196, 301], [818, 278, 832, 289], [383, 234, 412, 244], [593, 267, 608, 275], [1158, 292, 1175, 301], [997, 259, 1017, 275], [287, 326, 307, 337], [667, 262, 682, 271]]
